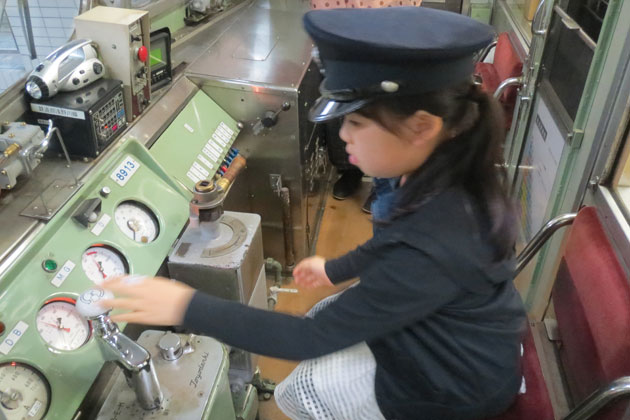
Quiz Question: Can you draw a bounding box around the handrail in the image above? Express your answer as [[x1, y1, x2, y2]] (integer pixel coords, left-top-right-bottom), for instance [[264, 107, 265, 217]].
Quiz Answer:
[[563, 377, 630, 420], [476, 40, 498, 64], [494, 76, 523, 99], [515, 212, 577, 276]]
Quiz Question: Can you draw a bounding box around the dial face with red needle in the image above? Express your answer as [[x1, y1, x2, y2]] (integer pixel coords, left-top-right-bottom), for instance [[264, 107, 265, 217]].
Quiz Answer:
[[36, 298, 90, 351], [81, 245, 128, 285]]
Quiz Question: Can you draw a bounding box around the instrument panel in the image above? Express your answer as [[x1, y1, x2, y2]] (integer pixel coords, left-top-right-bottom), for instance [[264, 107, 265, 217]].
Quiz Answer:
[[0, 81, 240, 418], [0, 139, 190, 419]]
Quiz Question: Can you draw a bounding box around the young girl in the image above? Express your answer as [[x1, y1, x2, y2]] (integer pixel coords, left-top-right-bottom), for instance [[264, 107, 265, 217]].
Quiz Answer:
[[310, 0, 422, 208], [103, 7, 526, 420]]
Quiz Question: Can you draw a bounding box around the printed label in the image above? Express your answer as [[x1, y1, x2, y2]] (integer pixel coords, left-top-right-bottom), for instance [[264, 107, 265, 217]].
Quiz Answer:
[[197, 154, 213, 170], [192, 162, 210, 178], [111, 156, 140, 187], [207, 141, 222, 156], [216, 125, 230, 140], [28, 400, 42, 417], [220, 121, 234, 135], [91, 214, 111, 236], [52, 260, 76, 287], [212, 133, 226, 147], [202, 147, 219, 162], [189, 165, 205, 181], [31, 103, 85, 120], [0, 321, 29, 355], [187, 171, 200, 183]]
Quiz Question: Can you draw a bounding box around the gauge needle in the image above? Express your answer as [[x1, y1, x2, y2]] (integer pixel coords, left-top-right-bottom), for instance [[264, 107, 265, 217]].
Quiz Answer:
[[92, 257, 107, 279], [127, 219, 139, 240], [43, 322, 70, 332]]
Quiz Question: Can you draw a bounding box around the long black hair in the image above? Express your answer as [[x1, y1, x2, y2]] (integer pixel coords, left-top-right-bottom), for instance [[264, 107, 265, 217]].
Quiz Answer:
[[357, 81, 516, 260]]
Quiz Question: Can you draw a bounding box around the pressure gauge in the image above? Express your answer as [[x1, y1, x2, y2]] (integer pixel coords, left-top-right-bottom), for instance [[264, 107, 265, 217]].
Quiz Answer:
[[81, 245, 128, 284], [36, 297, 90, 351], [114, 201, 159, 243], [0, 362, 50, 420]]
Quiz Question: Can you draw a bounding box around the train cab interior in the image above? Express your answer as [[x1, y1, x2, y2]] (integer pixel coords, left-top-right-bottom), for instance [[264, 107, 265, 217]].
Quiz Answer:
[[0, 0, 630, 419]]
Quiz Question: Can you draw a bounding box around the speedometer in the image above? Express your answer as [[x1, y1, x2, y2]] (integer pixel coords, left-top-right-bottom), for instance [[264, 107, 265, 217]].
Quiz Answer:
[[0, 362, 50, 420], [114, 201, 159, 243], [81, 245, 128, 284]]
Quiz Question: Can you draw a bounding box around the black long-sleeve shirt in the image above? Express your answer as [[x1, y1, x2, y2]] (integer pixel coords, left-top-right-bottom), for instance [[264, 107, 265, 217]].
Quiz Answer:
[[184, 188, 526, 419]]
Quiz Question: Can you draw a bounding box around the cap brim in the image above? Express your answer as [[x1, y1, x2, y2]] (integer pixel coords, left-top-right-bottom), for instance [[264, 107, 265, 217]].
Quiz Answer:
[[308, 96, 371, 122]]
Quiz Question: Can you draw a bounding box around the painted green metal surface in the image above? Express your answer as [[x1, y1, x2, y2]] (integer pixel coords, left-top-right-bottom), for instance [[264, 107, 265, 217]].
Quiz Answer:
[[151, 5, 188, 35], [0, 139, 190, 419], [150, 90, 240, 191], [203, 348, 238, 420]]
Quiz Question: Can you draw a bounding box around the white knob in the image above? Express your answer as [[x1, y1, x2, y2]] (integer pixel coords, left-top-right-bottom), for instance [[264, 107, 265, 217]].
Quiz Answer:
[[76, 288, 114, 318]]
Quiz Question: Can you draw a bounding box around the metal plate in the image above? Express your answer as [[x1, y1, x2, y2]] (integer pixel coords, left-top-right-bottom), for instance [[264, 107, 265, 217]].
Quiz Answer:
[[20, 179, 83, 220], [95, 331, 231, 420]]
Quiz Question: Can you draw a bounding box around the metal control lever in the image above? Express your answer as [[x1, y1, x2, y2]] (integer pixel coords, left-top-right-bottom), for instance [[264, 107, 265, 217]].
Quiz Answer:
[[253, 102, 291, 134], [76, 288, 164, 410], [267, 286, 299, 310]]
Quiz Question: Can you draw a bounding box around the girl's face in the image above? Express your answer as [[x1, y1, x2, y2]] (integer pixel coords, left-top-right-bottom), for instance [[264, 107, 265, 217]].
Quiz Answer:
[[339, 111, 442, 178]]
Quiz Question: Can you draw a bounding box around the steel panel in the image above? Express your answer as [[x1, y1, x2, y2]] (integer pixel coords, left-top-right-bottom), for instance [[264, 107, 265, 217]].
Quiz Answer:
[[186, 5, 313, 90], [185, 2, 328, 266]]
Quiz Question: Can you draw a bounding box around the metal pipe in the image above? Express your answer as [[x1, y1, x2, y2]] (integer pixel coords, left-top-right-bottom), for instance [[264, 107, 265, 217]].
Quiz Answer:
[[280, 187, 295, 269], [265, 257, 283, 287], [91, 314, 163, 410], [493, 77, 523, 99], [476, 40, 497, 63], [17, 0, 36, 59], [563, 377, 630, 420], [531, 0, 549, 36], [515, 212, 577, 276]]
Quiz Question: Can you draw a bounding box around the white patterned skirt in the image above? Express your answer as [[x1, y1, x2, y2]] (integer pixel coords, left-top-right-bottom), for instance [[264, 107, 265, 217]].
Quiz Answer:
[[274, 290, 386, 420]]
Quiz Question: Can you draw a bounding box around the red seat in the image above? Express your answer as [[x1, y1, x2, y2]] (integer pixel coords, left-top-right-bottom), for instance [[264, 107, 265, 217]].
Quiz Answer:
[[474, 33, 523, 129], [486, 328, 554, 420], [492, 207, 630, 419]]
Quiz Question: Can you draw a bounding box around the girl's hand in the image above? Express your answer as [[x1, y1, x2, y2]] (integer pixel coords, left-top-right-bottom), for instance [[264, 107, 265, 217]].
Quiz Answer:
[[101, 276, 196, 325], [293, 256, 333, 288]]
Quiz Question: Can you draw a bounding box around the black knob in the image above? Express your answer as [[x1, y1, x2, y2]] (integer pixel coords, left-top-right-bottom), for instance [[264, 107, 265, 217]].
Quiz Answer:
[[72, 78, 80, 85], [93, 62, 103, 74], [261, 111, 278, 128]]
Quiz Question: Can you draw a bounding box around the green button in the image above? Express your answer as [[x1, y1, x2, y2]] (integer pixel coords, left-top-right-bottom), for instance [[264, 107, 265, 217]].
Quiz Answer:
[[42, 259, 58, 272]]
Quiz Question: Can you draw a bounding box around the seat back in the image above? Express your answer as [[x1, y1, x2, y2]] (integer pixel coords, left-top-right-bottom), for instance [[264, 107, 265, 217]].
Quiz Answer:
[[493, 32, 523, 104], [552, 206, 630, 419], [493, 207, 630, 419], [473, 33, 523, 129]]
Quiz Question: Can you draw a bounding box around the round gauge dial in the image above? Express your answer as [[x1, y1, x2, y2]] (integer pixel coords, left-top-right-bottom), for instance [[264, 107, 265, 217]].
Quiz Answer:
[[114, 201, 159, 243], [36, 298, 90, 351], [81, 245, 128, 284], [0, 362, 50, 420]]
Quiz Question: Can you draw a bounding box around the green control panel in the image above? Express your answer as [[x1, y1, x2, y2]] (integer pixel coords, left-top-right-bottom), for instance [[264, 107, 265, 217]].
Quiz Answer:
[[0, 139, 190, 419], [150, 90, 240, 191], [0, 89, 242, 419]]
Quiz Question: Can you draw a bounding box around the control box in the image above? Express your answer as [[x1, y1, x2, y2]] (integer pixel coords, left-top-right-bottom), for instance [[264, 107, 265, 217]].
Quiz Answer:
[[75, 6, 151, 122], [30, 78, 126, 158]]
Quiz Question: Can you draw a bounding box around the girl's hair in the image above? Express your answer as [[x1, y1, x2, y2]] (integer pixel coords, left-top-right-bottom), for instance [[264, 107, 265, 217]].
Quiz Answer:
[[357, 81, 516, 260]]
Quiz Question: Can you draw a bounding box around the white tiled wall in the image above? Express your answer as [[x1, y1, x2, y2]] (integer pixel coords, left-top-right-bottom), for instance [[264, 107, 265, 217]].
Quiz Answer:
[[0, 0, 80, 91]]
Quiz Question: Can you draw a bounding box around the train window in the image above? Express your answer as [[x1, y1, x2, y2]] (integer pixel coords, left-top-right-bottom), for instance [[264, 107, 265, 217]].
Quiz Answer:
[[503, 0, 537, 42], [0, 0, 80, 95]]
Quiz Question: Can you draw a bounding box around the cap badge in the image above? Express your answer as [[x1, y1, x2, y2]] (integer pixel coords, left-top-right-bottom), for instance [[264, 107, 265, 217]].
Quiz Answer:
[[380, 81, 399, 93]]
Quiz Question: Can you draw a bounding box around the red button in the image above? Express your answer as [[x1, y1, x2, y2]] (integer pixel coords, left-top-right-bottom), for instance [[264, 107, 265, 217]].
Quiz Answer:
[[137, 45, 148, 62]]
